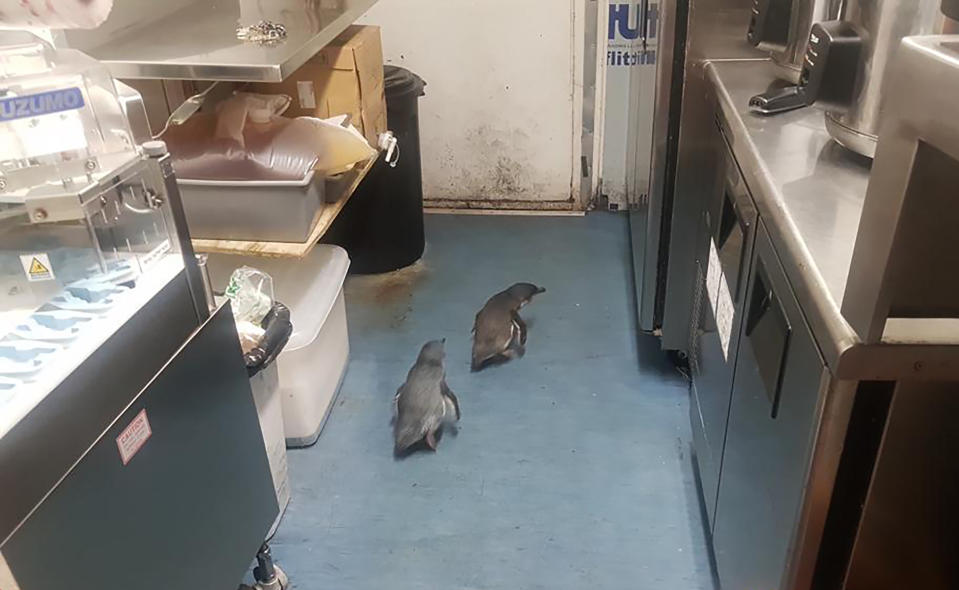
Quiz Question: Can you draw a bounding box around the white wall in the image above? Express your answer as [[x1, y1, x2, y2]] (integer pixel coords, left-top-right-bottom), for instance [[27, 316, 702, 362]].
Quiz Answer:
[[359, 0, 583, 209]]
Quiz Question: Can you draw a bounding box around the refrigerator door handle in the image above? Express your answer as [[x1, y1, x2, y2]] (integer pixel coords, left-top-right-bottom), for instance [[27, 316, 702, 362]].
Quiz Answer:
[[745, 260, 792, 418], [640, 0, 651, 48]]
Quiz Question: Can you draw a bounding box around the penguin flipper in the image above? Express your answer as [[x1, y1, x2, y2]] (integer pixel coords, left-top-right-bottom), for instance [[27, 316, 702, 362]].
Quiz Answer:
[[512, 312, 528, 345], [393, 385, 403, 406], [506, 319, 525, 357], [391, 385, 405, 424], [425, 429, 438, 451], [441, 380, 461, 420]]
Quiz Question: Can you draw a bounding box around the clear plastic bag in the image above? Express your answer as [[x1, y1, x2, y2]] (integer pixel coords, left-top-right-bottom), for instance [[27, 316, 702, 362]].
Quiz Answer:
[[215, 92, 292, 146], [164, 92, 321, 182], [225, 266, 274, 326], [300, 115, 377, 174], [235, 320, 266, 355]]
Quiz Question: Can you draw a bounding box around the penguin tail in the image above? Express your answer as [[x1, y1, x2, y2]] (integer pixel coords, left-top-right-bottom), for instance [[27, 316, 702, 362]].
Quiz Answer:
[[394, 425, 423, 454], [394, 437, 414, 456], [472, 343, 497, 372]]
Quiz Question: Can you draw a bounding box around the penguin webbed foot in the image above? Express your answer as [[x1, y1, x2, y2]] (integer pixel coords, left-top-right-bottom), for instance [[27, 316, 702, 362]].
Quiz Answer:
[[505, 344, 525, 359]]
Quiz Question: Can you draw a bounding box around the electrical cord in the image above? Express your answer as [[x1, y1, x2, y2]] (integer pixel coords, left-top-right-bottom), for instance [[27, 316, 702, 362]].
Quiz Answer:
[[151, 81, 220, 139]]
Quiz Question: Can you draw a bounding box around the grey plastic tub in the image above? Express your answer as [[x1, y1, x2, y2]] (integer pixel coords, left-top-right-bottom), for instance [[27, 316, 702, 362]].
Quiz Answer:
[[177, 171, 324, 243]]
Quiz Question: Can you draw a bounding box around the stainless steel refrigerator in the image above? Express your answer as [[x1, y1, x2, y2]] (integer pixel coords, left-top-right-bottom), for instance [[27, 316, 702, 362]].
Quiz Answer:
[[631, 0, 759, 351]]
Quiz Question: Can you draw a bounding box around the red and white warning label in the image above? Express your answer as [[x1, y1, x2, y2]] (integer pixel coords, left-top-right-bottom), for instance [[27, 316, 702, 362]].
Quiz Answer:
[[116, 409, 152, 465]]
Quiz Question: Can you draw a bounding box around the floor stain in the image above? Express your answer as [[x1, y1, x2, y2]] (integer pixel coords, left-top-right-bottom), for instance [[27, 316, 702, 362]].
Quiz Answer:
[[346, 260, 430, 305], [345, 261, 430, 328]]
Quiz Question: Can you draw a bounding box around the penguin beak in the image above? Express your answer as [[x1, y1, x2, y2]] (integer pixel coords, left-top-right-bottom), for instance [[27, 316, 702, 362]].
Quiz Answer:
[[441, 337, 447, 344]]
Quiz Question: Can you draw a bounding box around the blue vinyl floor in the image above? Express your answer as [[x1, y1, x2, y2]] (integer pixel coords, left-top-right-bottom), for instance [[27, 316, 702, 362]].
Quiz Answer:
[[271, 212, 714, 589]]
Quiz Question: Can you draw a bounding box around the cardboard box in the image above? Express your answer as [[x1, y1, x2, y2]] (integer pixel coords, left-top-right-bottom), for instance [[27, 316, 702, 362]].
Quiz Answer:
[[251, 25, 386, 146]]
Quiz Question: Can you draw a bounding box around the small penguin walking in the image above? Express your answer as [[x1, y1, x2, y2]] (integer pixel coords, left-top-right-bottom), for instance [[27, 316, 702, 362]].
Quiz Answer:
[[394, 339, 461, 454], [472, 282, 546, 372]]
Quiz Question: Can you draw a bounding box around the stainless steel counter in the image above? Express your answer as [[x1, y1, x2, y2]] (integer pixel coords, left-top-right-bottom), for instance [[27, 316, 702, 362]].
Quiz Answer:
[[709, 60, 873, 306], [707, 59, 959, 378], [708, 59, 870, 371], [702, 40, 959, 590], [64, 0, 379, 82]]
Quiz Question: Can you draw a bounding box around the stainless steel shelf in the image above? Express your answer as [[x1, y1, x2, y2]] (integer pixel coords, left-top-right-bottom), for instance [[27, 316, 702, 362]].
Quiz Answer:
[[64, 0, 379, 82]]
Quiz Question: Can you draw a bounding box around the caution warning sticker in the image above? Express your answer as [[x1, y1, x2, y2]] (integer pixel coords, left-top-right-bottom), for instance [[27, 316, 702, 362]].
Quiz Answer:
[[116, 409, 152, 465], [19, 253, 55, 282]]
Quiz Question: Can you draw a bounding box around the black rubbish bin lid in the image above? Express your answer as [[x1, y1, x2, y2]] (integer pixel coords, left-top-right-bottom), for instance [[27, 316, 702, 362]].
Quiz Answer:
[[944, 0, 959, 19], [384, 65, 426, 97]]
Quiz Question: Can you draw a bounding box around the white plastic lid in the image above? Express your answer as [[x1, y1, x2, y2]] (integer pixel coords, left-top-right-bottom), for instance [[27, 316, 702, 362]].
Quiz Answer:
[[142, 140, 168, 157], [205, 245, 351, 351]]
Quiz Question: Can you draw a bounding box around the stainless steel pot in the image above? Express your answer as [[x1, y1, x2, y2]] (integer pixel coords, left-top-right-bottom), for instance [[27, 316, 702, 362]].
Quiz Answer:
[[805, 0, 944, 157]]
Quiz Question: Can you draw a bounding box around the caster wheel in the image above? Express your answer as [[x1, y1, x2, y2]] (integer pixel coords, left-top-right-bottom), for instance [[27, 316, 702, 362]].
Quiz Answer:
[[275, 565, 289, 589]]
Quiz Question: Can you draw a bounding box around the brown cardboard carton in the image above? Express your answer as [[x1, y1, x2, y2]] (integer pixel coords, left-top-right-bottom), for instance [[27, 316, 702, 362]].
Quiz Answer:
[[250, 25, 386, 145]]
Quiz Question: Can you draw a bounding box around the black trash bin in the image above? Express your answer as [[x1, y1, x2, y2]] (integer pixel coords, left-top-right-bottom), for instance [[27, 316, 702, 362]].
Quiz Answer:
[[323, 66, 427, 274]]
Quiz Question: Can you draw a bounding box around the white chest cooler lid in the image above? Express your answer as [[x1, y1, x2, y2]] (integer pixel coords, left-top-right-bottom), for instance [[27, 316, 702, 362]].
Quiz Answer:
[[206, 245, 351, 352]]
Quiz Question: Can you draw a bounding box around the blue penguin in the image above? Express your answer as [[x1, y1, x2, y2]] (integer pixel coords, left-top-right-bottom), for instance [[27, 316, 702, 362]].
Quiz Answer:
[[471, 283, 546, 372], [394, 339, 460, 454]]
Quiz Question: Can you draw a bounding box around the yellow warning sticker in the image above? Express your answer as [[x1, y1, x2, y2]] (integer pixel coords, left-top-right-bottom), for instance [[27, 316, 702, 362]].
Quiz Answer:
[[19, 253, 55, 282], [29, 258, 48, 274]]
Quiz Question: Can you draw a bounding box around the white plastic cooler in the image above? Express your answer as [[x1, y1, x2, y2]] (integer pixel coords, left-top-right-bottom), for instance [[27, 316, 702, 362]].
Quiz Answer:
[[208, 245, 351, 447]]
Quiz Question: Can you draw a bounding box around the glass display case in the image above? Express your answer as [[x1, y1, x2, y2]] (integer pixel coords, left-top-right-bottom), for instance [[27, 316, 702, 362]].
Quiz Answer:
[[0, 33, 277, 590], [0, 33, 187, 440], [0, 159, 187, 440]]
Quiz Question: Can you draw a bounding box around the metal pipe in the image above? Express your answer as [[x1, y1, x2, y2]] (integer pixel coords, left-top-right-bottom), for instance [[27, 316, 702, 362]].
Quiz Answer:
[[194, 254, 216, 313]]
